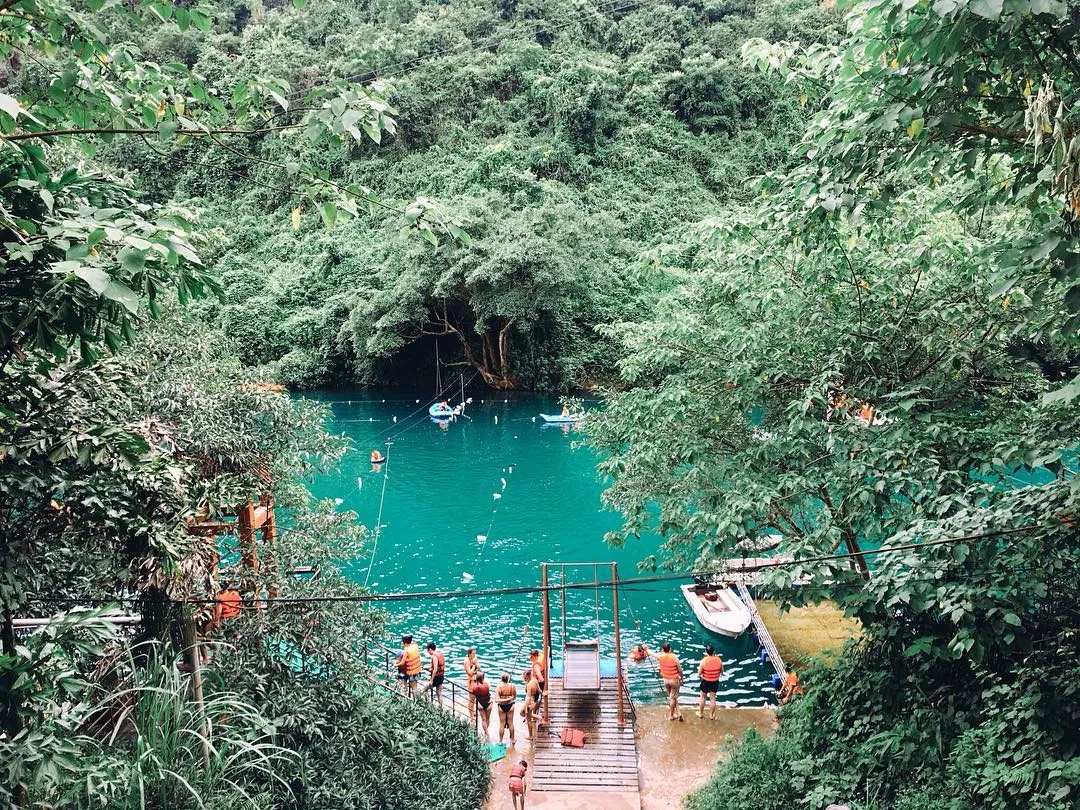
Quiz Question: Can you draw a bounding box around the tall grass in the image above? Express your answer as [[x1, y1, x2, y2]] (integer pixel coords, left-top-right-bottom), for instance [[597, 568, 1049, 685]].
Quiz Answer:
[[76, 641, 296, 809]]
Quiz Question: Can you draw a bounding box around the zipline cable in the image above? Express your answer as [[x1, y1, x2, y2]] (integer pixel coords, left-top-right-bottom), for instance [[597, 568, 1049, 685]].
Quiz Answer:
[[363, 440, 393, 588], [27, 524, 1039, 607]]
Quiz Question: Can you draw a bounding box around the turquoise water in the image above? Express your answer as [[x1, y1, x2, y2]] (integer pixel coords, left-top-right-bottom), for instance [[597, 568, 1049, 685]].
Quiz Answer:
[[301, 390, 775, 706]]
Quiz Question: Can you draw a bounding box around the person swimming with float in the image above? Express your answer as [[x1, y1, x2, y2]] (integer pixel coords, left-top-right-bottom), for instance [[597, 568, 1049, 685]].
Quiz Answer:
[[370, 448, 386, 464]]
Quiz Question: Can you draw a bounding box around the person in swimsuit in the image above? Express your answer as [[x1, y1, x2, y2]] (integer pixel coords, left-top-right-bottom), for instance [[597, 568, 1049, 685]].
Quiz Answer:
[[528, 649, 545, 712], [423, 641, 446, 707], [508, 759, 528, 810], [522, 669, 539, 740], [471, 671, 492, 740], [495, 672, 517, 744], [463, 647, 480, 721]]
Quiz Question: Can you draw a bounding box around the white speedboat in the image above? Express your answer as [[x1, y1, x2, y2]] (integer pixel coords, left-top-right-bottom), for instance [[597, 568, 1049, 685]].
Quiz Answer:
[[539, 412, 585, 423], [680, 582, 752, 637]]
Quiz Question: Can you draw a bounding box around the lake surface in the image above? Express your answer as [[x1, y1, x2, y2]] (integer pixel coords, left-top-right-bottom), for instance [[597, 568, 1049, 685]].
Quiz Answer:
[[301, 389, 775, 706]]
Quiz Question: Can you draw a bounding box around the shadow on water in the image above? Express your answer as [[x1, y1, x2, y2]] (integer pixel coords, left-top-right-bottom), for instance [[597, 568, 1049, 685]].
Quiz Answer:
[[300, 389, 776, 706]]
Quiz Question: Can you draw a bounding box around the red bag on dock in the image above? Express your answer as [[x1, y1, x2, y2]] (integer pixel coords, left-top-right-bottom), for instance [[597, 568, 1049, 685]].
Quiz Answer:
[[560, 728, 586, 748]]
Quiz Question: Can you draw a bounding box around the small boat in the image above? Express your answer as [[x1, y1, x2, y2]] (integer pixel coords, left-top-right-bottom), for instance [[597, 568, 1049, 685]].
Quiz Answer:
[[539, 412, 584, 423], [680, 583, 752, 637], [429, 403, 454, 418]]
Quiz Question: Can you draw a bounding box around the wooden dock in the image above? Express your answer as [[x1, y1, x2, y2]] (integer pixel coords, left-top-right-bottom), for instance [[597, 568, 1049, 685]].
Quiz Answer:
[[532, 675, 639, 794], [735, 580, 788, 681]]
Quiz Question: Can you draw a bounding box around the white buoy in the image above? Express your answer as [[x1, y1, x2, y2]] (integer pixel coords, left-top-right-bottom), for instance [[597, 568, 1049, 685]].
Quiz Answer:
[[501, 477, 507, 490], [508, 466, 513, 474], [493, 493, 502, 500], [334, 498, 343, 505], [481, 399, 485, 404], [382, 399, 385, 402], [532, 416, 536, 422], [504, 399, 508, 403], [494, 415, 499, 424], [368, 417, 373, 422], [393, 415, 397, 422], [462, 572, 474, 583], [477, 534, 487, 542], [357, 477, 363, 490], [416, 399, 420, 403]]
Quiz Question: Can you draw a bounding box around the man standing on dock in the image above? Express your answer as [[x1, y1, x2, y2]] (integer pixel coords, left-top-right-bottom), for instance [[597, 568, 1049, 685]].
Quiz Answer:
[[696, 644, 723, 720], [648, 642, 684, 721], [396, 634, 423, 695]]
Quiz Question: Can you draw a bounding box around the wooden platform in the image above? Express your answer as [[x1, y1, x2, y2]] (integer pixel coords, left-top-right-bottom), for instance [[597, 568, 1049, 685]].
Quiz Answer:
[[533, 676, 639, 794]]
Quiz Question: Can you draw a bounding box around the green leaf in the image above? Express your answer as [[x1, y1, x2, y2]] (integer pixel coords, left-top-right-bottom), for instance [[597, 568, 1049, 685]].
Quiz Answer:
[[0, 92, 22, 119], [158, 120, 178, 141], [119, 248, 146, 274], [969, 0, 1004, 18], [1003, 613, 1021, 626], [319, 202, 337, 228], [73, 264, 111, 294], [103, 280, 140, 314]]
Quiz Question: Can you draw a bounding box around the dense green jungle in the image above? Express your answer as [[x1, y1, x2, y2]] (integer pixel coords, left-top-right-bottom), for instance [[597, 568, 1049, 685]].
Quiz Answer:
[[1, 0, 1079, 808]]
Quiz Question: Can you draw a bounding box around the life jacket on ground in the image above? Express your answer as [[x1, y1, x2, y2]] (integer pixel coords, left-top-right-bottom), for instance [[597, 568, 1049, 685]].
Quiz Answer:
[[403, 643, 422, 676], [700, 654, 723, 682], [657, 651, 681, 679], [560, 728, 586, 748]]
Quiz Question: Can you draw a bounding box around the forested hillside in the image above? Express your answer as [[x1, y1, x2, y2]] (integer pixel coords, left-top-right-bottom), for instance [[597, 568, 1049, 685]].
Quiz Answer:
[[111, 0, 838, 390]]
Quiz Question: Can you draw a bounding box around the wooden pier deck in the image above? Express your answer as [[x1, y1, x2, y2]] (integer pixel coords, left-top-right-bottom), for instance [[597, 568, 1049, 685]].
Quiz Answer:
[[735, 580, 788, 681], [533, 675, 639, 794]]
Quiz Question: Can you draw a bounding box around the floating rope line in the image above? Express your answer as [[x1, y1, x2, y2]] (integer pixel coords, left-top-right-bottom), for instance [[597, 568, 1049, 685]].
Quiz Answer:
[[463, 465, 512, 584]]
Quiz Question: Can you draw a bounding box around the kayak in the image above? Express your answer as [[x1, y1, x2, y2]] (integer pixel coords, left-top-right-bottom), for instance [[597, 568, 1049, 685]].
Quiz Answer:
[[539, 413, 584, 423], [680, 583, 752, 638]]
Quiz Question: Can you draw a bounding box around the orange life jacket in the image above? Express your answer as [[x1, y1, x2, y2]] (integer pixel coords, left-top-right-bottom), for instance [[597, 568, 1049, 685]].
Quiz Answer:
[[403, 643, 422, 676], [217, 590, 241, 620], [699, 654, 723, 682], [430, 650, 445, 676], [509, 763, 527, 791], [370, 449, 383, 462], [657, 651, 681, 679]]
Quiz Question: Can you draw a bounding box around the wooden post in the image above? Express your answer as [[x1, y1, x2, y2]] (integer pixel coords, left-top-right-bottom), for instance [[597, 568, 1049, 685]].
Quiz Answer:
[[541, 563, 550, 728], [611, 563, 624, 727], [180, 608, 211, 772], [261, 494, 280, 598], [238, 501, 259, 600]]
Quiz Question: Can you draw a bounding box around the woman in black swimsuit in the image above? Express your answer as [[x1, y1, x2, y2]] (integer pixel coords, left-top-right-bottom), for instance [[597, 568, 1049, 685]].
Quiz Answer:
[[495, 672, 517, 744]]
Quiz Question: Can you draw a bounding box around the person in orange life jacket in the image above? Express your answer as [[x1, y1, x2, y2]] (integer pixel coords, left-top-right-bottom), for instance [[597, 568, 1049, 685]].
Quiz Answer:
[[395, 634, 422, 695], [421, 641, 446, 707], [508, 759, 528, 809], [647, 642, 684, 721], [463, 647, 481, 722], [495, 672, 517, 745], [696, 644, 724, 720], [471, 671, 493, 741], [778, 670, 803, 704]]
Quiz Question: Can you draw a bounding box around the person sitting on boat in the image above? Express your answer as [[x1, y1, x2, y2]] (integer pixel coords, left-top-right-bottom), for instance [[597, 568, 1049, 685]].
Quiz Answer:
[[370, 448, 385, 464], [561, 404, 570, 417], [778, 670, 803, 704], [697, 644, 724, 720], [648, 642, 684, 721]]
